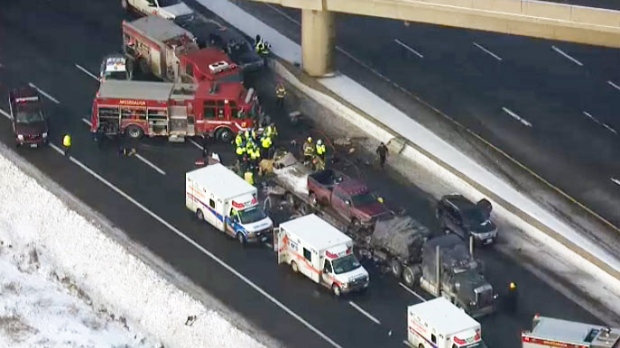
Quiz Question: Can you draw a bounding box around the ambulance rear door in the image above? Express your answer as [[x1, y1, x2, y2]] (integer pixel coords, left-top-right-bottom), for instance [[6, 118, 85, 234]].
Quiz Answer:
[[276, 227, 288, 264]]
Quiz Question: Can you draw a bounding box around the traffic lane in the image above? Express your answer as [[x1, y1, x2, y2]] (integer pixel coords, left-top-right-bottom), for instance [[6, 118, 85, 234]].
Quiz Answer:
[[331, 16, 620, 228], [1, 1, 121, 71], [0, 131, 333, 348]]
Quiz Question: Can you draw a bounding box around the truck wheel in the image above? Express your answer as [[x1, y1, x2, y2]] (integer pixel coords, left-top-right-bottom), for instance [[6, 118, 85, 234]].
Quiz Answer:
[[309, 193, 318, 207], [195, 209, 204, 221], [418, 344, 424, 348], [402, 266, 417, 288], [216, 128, 233, 143], [125, 125, 144, 139], [290, 261, 299, 273], [236, 232, 246, 245], [332, 284, 342, 297], [390, 259, 402, 278]]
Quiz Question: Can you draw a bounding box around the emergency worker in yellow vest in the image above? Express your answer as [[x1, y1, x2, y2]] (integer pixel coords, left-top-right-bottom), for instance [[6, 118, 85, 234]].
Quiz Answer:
[[250, 146, 261, 168], [264, 123, 278, 141], [234, 133, 245, 148], [62, 134, 72, 156], [260, 135, 272, 159], [235, 144, 246, 163], [315, 139, 326, 162], [244, 169, 255, 185], [275, 83, 286, 108]]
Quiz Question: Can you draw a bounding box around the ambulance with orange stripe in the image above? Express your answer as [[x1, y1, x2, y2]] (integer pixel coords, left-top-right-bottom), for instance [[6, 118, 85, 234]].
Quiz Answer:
[[407, 297, 488, 348], [276, 214, 369, 296]]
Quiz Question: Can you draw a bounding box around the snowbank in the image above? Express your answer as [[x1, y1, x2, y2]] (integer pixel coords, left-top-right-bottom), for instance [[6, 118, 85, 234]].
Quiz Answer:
[[0, 147, 267, 348], [0, 228, 160, 348]]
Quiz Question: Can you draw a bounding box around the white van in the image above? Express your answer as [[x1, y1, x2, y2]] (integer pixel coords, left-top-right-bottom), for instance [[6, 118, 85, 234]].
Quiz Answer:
[[276, 214, 369, 296], [186, 163, 273, 244], [408, 298, 488, 348]]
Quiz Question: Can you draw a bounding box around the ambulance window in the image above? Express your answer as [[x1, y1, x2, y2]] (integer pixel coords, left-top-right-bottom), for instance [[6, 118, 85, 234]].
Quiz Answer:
[[209, 199, 215, 209], [303, 248, 312, 262], [431, 334, 436, 344]]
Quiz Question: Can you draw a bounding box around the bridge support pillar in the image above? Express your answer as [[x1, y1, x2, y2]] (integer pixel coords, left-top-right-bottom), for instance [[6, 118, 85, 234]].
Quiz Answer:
[[301, 9, 335, 77]]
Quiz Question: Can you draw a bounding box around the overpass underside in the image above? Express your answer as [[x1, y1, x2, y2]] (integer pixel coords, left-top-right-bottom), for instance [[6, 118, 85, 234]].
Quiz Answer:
[[247, 0, 620, 76]]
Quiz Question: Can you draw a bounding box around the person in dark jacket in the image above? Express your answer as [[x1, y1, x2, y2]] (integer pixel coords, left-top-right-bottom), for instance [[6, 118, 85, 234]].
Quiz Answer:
[[376, 142, 389, 169], [505, 282, 518, 314]]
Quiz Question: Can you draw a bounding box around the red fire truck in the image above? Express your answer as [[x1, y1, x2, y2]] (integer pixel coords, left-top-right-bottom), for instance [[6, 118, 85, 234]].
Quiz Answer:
[[122, 15, 242, 84], [90, 80, 257, 142], [522, 315, 620, 348]]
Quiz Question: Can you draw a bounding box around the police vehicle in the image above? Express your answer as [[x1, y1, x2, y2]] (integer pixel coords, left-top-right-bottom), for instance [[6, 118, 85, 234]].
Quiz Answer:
[[99, 55, 133, 82], [121, 0, 194, 21]]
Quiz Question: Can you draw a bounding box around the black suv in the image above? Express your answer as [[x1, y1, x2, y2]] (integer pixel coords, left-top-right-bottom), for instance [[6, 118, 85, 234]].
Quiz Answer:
[[436, 194, 497, 245], [8, 87, 49, 148]]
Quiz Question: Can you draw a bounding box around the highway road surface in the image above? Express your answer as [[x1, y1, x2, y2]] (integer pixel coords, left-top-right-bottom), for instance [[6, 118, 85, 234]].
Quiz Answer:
[[0, 1, 604, 347], [226, 0, 620, 233]]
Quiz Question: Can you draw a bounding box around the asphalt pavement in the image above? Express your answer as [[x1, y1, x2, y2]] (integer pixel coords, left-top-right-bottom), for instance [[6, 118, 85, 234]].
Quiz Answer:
[[228, 0, 620, 233], [0, 1, 605, 347]]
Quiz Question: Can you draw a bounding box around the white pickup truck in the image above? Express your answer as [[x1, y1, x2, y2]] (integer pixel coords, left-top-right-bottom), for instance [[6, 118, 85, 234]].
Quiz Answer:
[[122, 0, 194, 20]]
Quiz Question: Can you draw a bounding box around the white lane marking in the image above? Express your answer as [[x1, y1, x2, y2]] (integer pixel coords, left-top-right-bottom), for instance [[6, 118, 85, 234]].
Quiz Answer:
[[80, 118, 167, 176], [393, 39, 424, 59], [398, 283, 426, 302], [75, 64, 99, 80], [0, 108, 11, 119], [551, 46, 583, 67], [583, 111, 617, 135], [265, 3, 300, 25], [502, 107, 532, 127], [607, 80, 620, 92], [472, 42, 502, 61], [264, 242, 273, 249], [611, 178, 620, 187], [45, 142, 343, 348], [28, 82, 60, 104], [189, 138, 203, 150], [348, 301, 381, 325]]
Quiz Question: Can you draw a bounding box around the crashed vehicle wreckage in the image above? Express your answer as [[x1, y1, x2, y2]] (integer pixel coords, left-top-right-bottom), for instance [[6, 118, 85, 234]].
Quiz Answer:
[[257, 149, 498, 317]]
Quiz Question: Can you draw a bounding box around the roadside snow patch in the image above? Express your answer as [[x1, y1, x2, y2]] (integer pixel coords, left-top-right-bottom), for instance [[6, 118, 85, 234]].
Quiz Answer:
[[0, 150, 267, 348]]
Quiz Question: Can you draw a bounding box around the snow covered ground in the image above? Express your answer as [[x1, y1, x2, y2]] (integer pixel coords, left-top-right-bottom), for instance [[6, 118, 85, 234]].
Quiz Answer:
[[0, 145, 269, 348]]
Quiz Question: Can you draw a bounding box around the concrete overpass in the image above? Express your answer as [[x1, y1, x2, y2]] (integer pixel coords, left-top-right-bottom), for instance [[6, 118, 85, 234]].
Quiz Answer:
[[246, 0, 620, 76]]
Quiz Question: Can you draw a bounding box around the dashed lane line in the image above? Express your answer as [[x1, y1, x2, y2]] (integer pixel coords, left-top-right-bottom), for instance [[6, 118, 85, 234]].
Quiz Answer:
[[502, 107, 532, 127], [189, 138, 204, 150], [583, 111, 618, 135], [80, 118, 167, 176], [612, 178, 620, 187], [28, 82, 60, 104], [607, 80, 620, 92], [263, 2, 620, 234], [0, 108, 11, 119], [348, 301, 381, 325], [398, 283, 426, 302], [75, 64, 99, 80], [394, 39, 424, 59], [42, 141, 344, 348], [473, 42, 502, 61], [551, 46, 583, 67]]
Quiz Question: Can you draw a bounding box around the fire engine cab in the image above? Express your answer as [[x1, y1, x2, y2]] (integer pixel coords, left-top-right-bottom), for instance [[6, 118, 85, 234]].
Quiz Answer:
[[522, 315, 620, 348], [122, 16, 241, 84], [276, 214, 370, 296], [90, 80, 257, 142]]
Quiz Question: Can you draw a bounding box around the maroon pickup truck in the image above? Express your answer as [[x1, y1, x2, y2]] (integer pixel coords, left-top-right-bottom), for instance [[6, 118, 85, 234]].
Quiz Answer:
[[307, 169, 391, 226]]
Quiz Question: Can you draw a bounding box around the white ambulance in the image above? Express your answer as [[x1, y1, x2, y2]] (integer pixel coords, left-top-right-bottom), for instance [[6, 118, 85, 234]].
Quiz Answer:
[[408, 297, 488, 348], [186, 163, 273, 244], [276, 214, 369, 296]]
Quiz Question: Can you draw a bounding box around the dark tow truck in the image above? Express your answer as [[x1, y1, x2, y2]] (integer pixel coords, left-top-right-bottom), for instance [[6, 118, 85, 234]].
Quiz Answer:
[[8, 87, 48, 148]]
